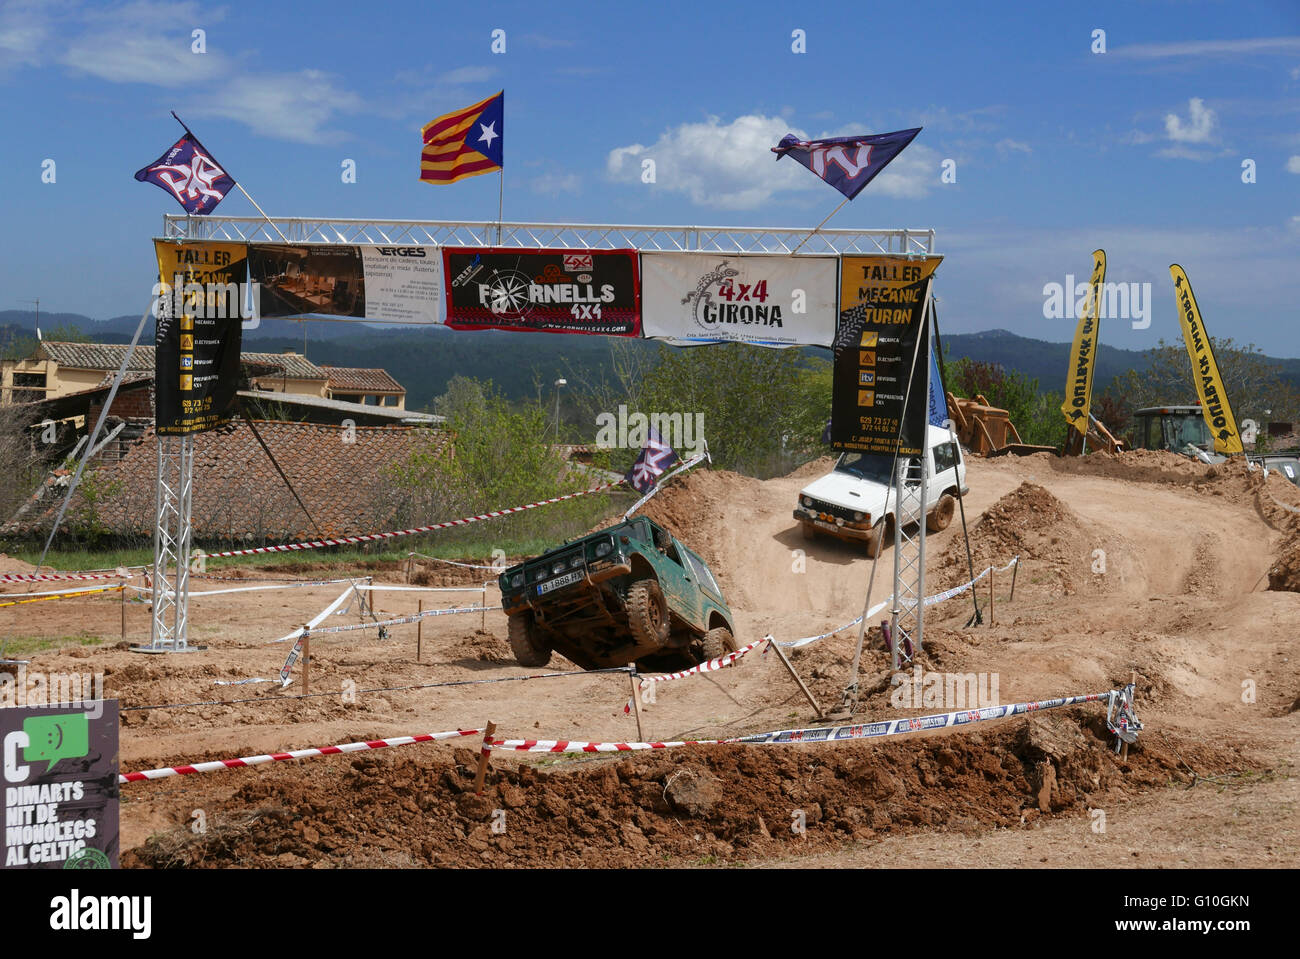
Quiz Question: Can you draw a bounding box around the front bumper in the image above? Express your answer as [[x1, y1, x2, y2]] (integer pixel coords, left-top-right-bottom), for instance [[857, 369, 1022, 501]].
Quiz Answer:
[[793, 509, 875, 542]]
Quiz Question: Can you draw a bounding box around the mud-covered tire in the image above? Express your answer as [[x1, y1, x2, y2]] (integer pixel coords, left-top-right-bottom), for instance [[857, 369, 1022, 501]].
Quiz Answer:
[[507, 612, 552, 668], [701, 625, 737, 661], [627, 577, 670, 648], [926, 493, 956, 533], [864, 517, 891, 557], [800, 521, 817, 541]]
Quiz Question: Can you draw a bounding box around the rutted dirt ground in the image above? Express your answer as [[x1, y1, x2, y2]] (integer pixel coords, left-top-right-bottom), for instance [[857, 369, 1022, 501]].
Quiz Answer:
[[4, 450, 1300, 868]]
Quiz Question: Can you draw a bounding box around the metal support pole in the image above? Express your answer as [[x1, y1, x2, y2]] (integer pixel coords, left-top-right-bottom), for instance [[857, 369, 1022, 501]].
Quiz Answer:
[[139, 434, 196, 653]]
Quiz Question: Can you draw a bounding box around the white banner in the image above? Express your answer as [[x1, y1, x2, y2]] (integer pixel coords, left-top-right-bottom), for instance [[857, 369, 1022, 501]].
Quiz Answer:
[[640, 253, 838, 347]]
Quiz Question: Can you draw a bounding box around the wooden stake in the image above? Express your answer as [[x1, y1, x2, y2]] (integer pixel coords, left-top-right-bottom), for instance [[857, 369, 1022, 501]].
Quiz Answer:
[[1009, 558, 1019, 603], [481, 582, 488, 632], [767, 637, 824, 719], [474, 722, 496, 795], [406, 554, 412, 584], [628, 669, 646, 741], [416, 599, 423, 662], [302, 634, 311, 696], [982, 566, 993, 628]]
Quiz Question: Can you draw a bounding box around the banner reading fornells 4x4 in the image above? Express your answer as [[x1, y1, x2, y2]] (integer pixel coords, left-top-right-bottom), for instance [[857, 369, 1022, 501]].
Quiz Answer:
[[441, 248, 641, 335]]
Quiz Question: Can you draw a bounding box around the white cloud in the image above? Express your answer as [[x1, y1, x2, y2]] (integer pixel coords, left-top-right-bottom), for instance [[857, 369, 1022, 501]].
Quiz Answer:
[[607, 113, 934, 210], [437, 66, 497, 86], [0, 0, 49, 71], [1287, 156, 1300, 174], [197, 71, 363, 144], [531, 172, 583, 196], [59, 1, 226, 86], [995, 138, 1032, 157], [1113, 37, 1300, 60], [1164, 98, 1216, 143]]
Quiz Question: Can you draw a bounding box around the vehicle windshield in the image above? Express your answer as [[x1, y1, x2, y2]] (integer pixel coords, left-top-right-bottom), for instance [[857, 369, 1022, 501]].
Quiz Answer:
[[834, 453, 895, 484], [1140, 413, 1211, 451]]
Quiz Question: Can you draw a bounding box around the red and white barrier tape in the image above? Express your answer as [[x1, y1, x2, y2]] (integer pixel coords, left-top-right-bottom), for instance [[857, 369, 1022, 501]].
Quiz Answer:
[[119, 687, 1124, 783], [0, 570, 132, 584], [623, 638, 769, 713], [128, 577, 366, 598], [119, 728, 482, 783], [205, 481, 622, 559], [488, 737, 719, 754]]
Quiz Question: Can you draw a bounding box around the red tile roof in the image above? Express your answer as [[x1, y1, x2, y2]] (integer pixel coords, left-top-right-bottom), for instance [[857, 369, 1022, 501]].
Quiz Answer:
[[6, 420, 449, 545], [320, 366, 404, 394]]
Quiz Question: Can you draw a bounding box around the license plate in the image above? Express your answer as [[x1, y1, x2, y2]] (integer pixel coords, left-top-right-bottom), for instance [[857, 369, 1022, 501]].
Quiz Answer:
[[813, 520, 839, 531], [538, 569, 584, 594]]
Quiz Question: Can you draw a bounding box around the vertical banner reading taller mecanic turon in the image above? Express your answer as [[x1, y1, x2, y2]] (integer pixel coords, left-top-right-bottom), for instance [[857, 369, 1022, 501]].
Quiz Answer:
[[153, 240, 245, 436], [832, 255, 943, 455]]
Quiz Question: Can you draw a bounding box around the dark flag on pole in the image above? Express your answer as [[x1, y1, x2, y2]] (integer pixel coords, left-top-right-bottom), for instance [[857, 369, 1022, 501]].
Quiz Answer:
[[772, 128, 921, 200], [134, 131, 235, 215], [626, 428, 678, 494]]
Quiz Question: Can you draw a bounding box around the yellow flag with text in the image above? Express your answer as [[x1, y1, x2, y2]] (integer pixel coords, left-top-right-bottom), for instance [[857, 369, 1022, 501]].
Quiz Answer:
[[1169, 264, 1242, 455], [1060, 249, 1106, 435]]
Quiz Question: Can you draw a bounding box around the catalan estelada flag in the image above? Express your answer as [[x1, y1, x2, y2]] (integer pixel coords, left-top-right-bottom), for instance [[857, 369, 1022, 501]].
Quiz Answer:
[[420, 91, 504, 185]]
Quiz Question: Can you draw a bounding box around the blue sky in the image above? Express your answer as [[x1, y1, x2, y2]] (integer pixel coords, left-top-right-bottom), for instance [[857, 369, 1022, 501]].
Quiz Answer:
[[2, 0, 1299, 353]]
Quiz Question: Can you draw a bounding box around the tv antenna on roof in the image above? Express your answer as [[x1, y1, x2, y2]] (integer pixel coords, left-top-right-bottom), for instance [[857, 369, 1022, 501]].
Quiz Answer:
[[21, 298, 39, 339]]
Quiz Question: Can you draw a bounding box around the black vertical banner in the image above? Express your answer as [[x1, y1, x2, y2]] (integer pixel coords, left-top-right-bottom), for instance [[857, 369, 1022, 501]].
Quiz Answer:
[[153, 241, 245, 435], [831, 267, 936, 456]]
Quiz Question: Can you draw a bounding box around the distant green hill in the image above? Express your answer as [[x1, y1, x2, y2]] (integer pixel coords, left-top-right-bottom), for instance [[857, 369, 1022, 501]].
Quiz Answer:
[[5, 310, 1299, 409]]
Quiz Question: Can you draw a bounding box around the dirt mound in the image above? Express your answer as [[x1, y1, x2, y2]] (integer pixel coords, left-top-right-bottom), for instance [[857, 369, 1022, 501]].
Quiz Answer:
[[122, 713, 1241, 869], [638, 468, 763, 574], [1267, 527, 1300, 592], [785, 456, 836, 480], [936, 483, 1102, 596], [0, 554, 39, 576]]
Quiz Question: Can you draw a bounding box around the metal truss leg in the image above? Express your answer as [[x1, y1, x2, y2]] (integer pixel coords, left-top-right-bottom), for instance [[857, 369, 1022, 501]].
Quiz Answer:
[[137, 435, 195, 653]]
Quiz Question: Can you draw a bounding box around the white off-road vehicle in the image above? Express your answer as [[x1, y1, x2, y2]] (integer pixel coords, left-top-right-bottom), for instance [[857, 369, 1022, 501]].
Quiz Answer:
[[793, 425, 969, 554]]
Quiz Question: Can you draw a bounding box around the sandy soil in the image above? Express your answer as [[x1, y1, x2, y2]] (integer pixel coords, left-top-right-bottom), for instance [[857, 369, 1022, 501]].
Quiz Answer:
[[3, 450, 1298, 868]]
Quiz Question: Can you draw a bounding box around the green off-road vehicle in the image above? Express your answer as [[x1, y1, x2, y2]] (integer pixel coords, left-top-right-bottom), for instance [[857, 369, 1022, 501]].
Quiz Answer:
[[498, 516, 737, 670]]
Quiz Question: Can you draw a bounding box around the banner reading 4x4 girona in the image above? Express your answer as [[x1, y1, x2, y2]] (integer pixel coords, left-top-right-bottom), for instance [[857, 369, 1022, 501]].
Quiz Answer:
[[640, 253, 838, 346], [441, 248, 641, 335]]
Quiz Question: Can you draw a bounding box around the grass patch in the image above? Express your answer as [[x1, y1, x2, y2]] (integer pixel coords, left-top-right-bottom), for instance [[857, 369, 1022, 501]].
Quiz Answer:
[[0, 631, 109, 658]]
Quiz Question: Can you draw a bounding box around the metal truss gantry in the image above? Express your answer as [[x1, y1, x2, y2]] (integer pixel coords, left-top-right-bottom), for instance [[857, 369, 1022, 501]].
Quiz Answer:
[[164, 215, 935, 256], [889, 455, 928, 671], [138, 435, 195, 653]]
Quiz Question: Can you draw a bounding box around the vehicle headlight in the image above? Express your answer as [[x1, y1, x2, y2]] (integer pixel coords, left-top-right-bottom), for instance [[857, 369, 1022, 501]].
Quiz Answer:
[[510, 573, 524, 589], [552, 561, 566, 575], [801, 496, 812, 507], [853, 512, 864, 522], [595, 541, 614, 558], [570, 555, 584, 569], [835, 517, 844, 526]]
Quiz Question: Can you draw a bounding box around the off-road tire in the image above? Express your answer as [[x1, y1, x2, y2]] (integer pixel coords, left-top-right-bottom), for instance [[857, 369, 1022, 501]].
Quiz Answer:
[[627, 577, 670, 648], [864, 517, 891, 557], [800, 520, 817, 541], [926, 493, 956, 533], [701, 625, 737, 661], [507, 612, 552, 668]]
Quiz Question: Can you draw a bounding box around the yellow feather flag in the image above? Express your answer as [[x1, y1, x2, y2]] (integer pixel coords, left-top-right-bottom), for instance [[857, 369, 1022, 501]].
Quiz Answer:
[[1060, 249, 1106, 435], [1169, 264, 1243, 455]]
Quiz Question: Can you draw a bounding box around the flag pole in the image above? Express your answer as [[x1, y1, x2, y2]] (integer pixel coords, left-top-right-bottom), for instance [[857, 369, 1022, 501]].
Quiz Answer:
[[496, 168, 504, 245], [789, 195, 851, 255], [170, 111, 288, 242]]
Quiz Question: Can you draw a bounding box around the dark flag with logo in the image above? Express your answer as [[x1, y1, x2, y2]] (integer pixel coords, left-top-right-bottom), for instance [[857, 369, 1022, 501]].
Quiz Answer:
[[772, 128, 921, 200], [626, 428, 678, 493], [134, 132, 235, 215]]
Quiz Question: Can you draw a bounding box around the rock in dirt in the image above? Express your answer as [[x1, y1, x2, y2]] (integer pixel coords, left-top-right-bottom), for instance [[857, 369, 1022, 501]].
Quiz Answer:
[[663, 764, 722, 817]]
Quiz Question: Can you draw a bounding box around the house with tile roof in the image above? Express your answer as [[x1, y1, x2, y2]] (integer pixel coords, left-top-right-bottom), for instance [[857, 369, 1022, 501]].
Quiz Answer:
[[3, 420, 450, 545]]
